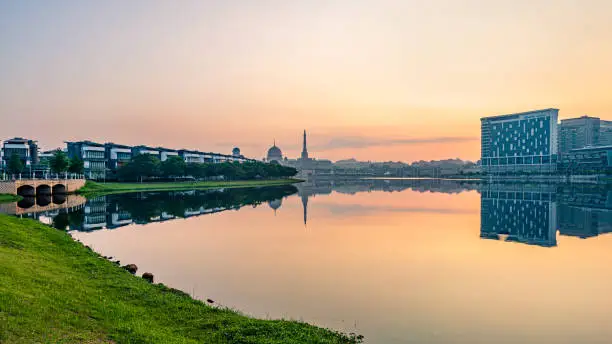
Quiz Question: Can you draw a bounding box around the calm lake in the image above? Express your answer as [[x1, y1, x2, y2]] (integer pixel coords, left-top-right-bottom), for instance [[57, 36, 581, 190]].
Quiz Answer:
[[7, 178, 612, 343]]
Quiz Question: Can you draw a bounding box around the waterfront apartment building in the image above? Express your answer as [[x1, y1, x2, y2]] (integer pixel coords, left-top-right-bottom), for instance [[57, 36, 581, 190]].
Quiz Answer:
[[179, 150, 208, 164], [481, 109, 559, 174], [131, 145, 161, 159], [1, 137, 39, 172], [38, 150, 55, 165], [60, 141, 256, 179], [67, 141, 107, 179], [158, 147, 179, 161], [105, 143, 132, 171], [37, 149, 58, 173]]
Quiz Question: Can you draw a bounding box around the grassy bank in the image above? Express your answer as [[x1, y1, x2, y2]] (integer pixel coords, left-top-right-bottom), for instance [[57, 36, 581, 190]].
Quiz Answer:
[[0, 215, 360, 343], [0, 194, 20, 204], [78, 179, 303, 197]]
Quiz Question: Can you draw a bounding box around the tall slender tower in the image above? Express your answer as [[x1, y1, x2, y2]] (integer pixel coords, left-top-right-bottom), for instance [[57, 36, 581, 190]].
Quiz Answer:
[[301, 130, 309, 160], [302, 193, 308, 226]]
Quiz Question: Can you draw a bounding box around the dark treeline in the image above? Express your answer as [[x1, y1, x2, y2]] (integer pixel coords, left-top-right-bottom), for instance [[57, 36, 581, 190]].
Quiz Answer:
[[115, 155, 297, 182], [114, 186, 297, 223]]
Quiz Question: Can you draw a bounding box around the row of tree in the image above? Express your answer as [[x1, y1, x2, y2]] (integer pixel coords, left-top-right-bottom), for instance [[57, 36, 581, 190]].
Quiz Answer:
[[4, 150, 84, 175], [116, 154, 297, 182]]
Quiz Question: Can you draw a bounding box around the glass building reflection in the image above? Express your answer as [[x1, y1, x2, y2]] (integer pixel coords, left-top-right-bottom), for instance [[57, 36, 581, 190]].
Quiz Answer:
[[481, 183, 612, 247], [481, 184, 557, 247]]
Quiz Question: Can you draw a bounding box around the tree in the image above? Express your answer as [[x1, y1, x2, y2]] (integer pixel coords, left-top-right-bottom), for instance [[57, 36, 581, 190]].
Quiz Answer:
[[218, 162, 237, 180], [161, 156, 186, 178], [117, 154, 161, 182], [68, 157, 85, 174], [49, 150, 70, 174], [185, 163, 205, 179], [7, 153, 24, 174]]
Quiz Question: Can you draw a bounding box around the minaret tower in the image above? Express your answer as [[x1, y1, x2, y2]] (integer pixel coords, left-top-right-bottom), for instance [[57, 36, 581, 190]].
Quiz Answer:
[[302, 193, 308, 226], [301, 130, 309, 160]]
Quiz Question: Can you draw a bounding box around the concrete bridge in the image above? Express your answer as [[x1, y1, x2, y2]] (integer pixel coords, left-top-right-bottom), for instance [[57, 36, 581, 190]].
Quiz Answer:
[[0, 178, 86, 197]]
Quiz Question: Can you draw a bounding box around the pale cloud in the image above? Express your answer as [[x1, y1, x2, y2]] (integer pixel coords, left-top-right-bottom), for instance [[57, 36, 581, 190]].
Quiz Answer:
[[313, 136, 478, 150]]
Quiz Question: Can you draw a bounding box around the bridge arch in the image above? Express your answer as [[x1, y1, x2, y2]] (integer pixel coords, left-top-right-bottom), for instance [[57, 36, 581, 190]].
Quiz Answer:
[[52, 194, 67, 205], [36, 184, 52, 196], [36, 195, 51, 207], [17, 185, 35, 197], [52, 184, 67, 194], [17, 197, 35, 209]]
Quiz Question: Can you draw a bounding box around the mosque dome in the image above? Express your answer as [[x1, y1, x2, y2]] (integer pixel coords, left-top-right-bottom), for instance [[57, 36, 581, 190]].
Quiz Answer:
[[232, 147, 241, 156], [267, 144, 283, 162], [268, 198, 283, 212]]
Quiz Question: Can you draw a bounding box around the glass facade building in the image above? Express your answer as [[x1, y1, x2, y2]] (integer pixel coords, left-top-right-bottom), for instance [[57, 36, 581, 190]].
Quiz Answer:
[[481, 109, 559, 173], [557, 145, 612, 174], [599, 120, 612, 146], [67, 141, 107, 180], [558, 116, 600, 155], [1, 137, 39, 173]]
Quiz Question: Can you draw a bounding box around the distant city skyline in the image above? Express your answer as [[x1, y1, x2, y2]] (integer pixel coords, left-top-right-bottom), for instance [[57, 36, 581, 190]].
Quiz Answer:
[[3, 1, 612, 162]]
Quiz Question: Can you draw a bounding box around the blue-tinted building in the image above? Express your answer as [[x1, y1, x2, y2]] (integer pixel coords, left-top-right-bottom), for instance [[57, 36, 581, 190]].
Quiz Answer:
[[481, 109, 559, 173], [104, 143, 132, 171], [480, 184, 557, 247], [558, 145, 612, 174], [131, 146, 161, 159], [1, 137, 39, 172], [66, 141, 106, 179]]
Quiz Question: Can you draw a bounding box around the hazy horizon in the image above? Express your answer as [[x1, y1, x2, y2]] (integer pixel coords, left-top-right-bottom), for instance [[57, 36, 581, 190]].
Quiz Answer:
[[2, 0, 612, 162]]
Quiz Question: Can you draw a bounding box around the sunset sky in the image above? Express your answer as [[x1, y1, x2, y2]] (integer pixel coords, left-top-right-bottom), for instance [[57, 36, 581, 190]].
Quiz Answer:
[[1, 0, 612, 162]]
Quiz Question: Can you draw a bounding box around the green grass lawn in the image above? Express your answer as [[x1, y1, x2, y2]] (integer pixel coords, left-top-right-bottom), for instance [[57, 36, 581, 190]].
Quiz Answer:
[[0, 215, 361, 343], [78, 179, 303, 197], [0, 194, 20, 204]]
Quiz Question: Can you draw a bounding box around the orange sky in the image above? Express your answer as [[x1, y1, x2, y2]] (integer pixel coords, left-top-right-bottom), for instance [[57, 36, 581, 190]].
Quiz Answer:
[[2, 0, 612, 162]]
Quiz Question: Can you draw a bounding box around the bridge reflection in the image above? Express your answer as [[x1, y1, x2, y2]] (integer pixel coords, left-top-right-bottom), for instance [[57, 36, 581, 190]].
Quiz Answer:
[[1, 194, 86, 216], [16, 194, 68, 208]]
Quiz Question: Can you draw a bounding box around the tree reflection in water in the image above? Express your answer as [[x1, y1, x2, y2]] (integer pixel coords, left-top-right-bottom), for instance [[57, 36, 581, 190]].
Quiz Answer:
[[46, 185, 298, 231]]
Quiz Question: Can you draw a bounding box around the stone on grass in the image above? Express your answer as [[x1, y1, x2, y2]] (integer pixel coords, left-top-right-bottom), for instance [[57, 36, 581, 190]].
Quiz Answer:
[[142, 272, 154, 283], [122, 264, 138, 274]]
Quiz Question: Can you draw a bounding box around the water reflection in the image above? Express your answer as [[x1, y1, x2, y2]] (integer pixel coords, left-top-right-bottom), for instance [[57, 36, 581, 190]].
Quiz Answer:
[[6, 179, 612, 249], [481, 184, 557, 247], [481, 183, 612, 247], [37, 185, 298, 231], [7, 178, 612, 343], [9, 179, 480, 231], [17, 197, 36, 209], [296, 178, 480, 225], [14, 194, 68, 209]]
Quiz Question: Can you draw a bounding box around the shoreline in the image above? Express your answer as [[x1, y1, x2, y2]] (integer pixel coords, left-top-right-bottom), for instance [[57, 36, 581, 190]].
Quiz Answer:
[[0, 214, 361, 343], [76, 179, 304, 197]]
